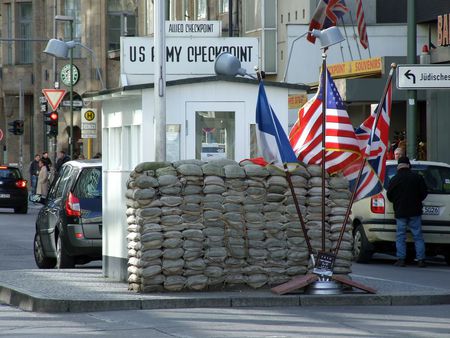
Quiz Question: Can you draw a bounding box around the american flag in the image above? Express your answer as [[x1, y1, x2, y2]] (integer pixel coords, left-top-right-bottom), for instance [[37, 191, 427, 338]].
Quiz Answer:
[[343, 82, 392, 201], [289, 68, 361, 174], [356, 0, 369, 49], [307, 0, 349, 44]]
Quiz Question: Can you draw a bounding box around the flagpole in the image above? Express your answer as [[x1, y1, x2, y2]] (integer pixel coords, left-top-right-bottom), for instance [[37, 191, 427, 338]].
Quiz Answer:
[[340, 17, 354, 61], [332, 63, 396, 257], [320, 50, 328, 253], [256, 70, 315, 263], [348, 11, 362, 59]]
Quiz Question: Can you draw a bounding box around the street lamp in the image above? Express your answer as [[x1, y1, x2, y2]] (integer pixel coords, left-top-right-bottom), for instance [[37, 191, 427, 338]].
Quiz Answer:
[[43, 15, 74, 158], [43, 16, 105, 159]]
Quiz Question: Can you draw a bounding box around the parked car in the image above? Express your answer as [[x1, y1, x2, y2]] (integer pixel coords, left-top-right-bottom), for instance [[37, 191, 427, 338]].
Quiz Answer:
[[351, 160, 450, 264], [0, 165, 28, 214], [33, 159, 102, 269]]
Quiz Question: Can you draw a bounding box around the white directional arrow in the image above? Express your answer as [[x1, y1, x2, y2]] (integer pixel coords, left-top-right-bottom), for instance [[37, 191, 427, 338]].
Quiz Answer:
[[397, 64, 450, 89]]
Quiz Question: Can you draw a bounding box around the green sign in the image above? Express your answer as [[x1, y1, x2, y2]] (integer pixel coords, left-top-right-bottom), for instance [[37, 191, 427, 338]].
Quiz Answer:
[[60, 64, 80, 86]]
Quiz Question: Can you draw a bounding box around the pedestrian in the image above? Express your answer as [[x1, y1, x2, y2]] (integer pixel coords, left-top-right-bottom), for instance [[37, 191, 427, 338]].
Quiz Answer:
[[387, 156, 428, 267], [78, 154, 85, 160], [36, 159, 49, 198], [394, 147, 405, 160], [41, 151, 52, 171], [55, 150, 71, 173], [29, 154, 40, 195]]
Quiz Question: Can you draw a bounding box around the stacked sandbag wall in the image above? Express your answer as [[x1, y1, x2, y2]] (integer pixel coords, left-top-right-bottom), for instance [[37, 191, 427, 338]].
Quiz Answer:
[[126, 159, 353, 293]]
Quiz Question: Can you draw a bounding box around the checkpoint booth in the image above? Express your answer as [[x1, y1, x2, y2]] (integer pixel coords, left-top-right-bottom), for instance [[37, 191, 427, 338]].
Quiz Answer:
[[83, 76, 309, 280]]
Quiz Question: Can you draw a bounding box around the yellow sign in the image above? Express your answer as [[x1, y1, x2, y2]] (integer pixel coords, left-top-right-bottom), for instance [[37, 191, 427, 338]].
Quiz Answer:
[[288, 94, 308, 109], [328, 57, 383, 79], [84, 109, 96, 121]]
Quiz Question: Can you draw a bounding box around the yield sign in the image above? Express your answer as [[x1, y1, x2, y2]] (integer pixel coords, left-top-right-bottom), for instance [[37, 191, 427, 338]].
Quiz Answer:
[[42, 89, 66, 111]]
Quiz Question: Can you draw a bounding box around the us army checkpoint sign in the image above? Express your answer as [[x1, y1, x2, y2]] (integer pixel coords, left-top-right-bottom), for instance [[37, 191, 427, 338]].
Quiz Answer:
[[81, 108, 97, 139], [396, 64, 450, 89]]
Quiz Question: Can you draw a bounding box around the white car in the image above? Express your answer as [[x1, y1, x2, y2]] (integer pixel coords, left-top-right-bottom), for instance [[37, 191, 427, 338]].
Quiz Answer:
[[351, 160, 450, 264]]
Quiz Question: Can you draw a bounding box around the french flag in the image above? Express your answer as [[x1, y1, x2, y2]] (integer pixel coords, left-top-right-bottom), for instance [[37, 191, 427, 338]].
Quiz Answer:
[[255, 81, 298, 166]]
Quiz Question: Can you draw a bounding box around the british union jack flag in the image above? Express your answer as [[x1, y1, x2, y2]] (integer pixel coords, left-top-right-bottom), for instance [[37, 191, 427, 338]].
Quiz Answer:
[[343, 82, 392, 201]]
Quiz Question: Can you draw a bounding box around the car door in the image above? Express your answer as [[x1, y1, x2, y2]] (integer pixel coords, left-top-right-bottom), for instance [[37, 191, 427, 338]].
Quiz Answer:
[[36, 165, 78, 253], [73, 166, 102, 239]]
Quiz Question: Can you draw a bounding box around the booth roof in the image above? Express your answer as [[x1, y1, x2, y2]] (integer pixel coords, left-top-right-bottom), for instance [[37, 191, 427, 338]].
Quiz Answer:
[[81, 75, 311, 101]]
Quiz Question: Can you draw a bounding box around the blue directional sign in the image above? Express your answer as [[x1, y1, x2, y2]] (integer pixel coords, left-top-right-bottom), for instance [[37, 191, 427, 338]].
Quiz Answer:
[[397, 64, 450, 89]]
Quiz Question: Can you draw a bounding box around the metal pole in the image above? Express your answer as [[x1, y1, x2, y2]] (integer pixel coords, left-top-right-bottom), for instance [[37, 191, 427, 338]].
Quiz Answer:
[[228, 0, 233, 37], [321, 51, 327, 253], [19, 80, 24, 170], [407, 0, 417, 158], [69, 21, 74, 159], [154, 0, 166, 161]]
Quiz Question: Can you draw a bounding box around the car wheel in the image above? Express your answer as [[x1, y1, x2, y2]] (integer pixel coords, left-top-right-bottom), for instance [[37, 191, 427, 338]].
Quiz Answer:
[[56, 235, 75, 269], [353, 225, 374, 263], [33, 232, 56, 269], [14, 205, 28, 214]]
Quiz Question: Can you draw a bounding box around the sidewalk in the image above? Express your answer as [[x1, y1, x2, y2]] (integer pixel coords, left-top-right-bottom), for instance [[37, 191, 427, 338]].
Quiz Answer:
[[1, 269, 450, 313]]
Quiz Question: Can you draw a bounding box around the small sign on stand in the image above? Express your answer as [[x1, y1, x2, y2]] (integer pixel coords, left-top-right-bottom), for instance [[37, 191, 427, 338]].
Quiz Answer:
[[313, 251, 336, 277]]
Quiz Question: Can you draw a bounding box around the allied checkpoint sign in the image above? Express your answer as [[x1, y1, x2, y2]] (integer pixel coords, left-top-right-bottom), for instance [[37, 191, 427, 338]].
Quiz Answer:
[[81, 108, 97, 139], [396, 64, 450, 89], [121, 36, 259, 76]]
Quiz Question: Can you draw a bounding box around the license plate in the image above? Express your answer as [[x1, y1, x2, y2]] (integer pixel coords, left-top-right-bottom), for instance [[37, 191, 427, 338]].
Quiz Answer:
[[423, 206, 440, 215], [0, 194, 10, 198]]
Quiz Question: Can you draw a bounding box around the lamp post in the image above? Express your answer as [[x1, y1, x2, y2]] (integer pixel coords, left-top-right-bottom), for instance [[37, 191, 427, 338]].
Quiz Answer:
[[43, 15, 105, 159], [44, 15, 74, 158]]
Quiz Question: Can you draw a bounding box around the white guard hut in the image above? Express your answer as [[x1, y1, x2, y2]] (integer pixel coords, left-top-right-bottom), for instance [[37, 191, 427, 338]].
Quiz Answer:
[[83, 31, 309, 280]]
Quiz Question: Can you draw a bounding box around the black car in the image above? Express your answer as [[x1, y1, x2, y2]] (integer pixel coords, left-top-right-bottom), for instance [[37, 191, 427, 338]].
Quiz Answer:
[[33, 159, 102, 269], [0, 165, 28, 214]]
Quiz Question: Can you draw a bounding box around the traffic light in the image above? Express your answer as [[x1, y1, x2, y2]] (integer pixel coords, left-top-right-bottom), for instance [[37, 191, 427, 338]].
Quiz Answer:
[[8, 120, 24, 135], [44, 111, 58, 137]]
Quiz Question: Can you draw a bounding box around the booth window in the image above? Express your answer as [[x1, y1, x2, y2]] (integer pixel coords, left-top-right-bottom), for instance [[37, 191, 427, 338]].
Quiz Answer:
[[195, 111, 235, 161], [166, 125, 181, 162]]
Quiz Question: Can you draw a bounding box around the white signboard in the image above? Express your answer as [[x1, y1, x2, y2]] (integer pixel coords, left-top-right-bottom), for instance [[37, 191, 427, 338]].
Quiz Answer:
[[397, 64, 450, 89], [166, 21, 221, 37], [81, 108, 97, 139], [121, 37, 259, 76]]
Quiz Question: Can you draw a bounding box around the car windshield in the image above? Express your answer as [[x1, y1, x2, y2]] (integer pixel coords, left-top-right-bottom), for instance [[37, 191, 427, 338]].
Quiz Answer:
[[0, 168, 21, 179], [384, 164, 450, 194]]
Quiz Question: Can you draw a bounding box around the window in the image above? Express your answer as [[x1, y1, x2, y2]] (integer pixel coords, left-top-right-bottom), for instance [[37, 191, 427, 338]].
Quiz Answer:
[[244, 0, 277, 73], [64, 0, 82, 58], [74, 168, 102, 199], [5, 4, 12, 64], [18, 3, 32, 64], [219, 0, 229, 13], [195, 111, 235, 161], [108, 0, 137, 51], [196, 0, 207, 19]]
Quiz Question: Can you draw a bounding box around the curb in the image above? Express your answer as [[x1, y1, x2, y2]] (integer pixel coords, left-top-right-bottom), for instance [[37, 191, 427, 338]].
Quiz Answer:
[[2, 283, 450, 313]]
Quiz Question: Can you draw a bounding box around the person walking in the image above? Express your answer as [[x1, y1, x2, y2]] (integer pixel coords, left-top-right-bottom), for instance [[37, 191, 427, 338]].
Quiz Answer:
[[387, 156, 428, 267], [29, 154, 40, 195], [41, 151, 52, 171], [36, 159, 49, 198], [55, 150, 71, 173]]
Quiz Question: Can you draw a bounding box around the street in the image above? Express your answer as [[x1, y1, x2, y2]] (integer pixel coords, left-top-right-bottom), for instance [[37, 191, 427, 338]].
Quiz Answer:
[[1, 207, 450, 337]]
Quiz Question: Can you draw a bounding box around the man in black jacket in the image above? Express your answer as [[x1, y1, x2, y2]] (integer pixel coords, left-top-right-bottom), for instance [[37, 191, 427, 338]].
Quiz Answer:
[[387, 156, 428, 267]]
